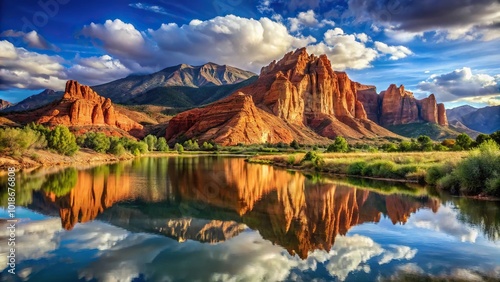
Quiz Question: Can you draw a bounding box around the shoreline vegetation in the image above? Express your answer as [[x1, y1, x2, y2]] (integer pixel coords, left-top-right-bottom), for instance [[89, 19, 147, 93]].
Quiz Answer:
[[1, 124, 499, 199]]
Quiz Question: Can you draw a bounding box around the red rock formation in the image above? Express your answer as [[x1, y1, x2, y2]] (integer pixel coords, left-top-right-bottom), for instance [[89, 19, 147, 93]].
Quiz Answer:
[[437, 103, 448, 126], [358, 84, 449, 127], [5, 80, 143, 137], [166, 48, 399, 145], [37, 80, 143, 133]]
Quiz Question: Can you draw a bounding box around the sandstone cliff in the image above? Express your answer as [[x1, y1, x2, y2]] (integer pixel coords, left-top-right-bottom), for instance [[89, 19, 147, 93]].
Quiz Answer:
[[358, 84, 448, 126], [0, 99, 12, 110], [166, 48, 399, 145], [5, 80, 144, 137]]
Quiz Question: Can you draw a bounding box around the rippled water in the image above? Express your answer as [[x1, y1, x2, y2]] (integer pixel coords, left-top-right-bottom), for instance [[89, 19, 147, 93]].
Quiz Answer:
[[1, 156, 499, 281]]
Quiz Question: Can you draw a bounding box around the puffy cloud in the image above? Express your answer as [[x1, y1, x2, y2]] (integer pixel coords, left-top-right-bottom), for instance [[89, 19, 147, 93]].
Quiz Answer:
[[81, 19, 158, 70], [418, 67, 500, 102], [0, 40, 67, 90], [67, 55, 133, 86], [307, 28, 378, 70], [148, 15, 316, 71], [378, 245, 417, 264], [374, 41, 413, 60], [288, 10, 335, 32], [0, 30, 60, 51], [129, 3, 170, 16], [347, 0, 500, 42]]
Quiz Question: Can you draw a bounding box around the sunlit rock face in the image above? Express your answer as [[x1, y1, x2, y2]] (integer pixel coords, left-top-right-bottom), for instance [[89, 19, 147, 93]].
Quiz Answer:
[[358, 84, 449, 127], [4, 80, 143, 136], [166, 48, 399, 145], [31, 157, 439, 256]]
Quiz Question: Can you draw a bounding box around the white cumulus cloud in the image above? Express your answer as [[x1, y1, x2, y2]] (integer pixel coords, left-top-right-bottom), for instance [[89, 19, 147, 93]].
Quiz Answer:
[[374, 41, 413, 60]]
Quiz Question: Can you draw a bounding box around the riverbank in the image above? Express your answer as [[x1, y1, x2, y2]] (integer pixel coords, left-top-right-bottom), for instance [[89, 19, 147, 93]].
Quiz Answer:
[[247, 151, 468, 183]]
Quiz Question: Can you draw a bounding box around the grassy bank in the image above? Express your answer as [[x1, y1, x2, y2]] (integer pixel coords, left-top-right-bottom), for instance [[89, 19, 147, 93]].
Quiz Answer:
[[248, 141, 500, 197]]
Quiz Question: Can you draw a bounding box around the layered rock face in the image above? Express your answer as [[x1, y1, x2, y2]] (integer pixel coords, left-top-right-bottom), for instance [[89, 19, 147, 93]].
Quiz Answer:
[[358, 84, 448, 126], [6, 80, 143, 136], [166, 48, 399, 145], [36, 80, 143, 132]]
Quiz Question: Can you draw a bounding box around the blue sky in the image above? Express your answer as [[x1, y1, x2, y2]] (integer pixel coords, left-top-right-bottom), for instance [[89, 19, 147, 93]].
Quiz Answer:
[[1, 0, 499, 108]]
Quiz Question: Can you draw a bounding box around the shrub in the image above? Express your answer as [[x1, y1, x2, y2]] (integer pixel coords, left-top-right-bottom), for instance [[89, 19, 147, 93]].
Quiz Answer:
[[456, 133, 473, 150], [201, 141, 214, 151], [301, 151, 324, 168], [476, 134, 492, 146], [0, 127, 46, 156], [108, 137, 126, 156], [347, 161, 367, 175], [425, 163, 454, 185], [398, 141, 413, 152], [183, 139, 199, 150], [326, 136, 349, 153], [287, 155, 296, 165], [362, 160, 397, 178], [47, 125, 79, 156], [174, 143, 184, 153], [437, 141, 500, 196], [290, 140, 300, 150], [441, 139, 456, 148], [143, 134, 158, 151], [156, 137, 169, 152], [83, 132, 110, 153]]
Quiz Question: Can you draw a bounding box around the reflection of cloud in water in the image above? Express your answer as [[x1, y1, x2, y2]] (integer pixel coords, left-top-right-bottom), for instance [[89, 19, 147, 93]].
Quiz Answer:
[[3, 219, 417, 281], [0, 218, 62, 272], [408, 205, 478, 242]]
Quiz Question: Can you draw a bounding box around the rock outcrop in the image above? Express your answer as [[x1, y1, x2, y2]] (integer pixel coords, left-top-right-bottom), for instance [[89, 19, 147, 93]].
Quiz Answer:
[[358, 84, 449, 127], [0, 99, 12, 110], [5, 80, 143, 136], [166, 48, 399, 145]]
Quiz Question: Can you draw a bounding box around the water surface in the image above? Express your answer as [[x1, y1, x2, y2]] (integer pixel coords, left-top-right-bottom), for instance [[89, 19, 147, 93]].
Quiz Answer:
[[1, 156, 499, 281]]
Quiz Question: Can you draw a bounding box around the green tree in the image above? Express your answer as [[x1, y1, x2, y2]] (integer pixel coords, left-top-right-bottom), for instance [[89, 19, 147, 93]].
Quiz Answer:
[[417, 135, 433, 151], [201, 141, 214, 150], [144, 134, 158, 151], [290, 140, 300, 150], [83, 132, 110, 153], [183, 139, 199, 150], [47, 125, 79, 156], [108, 137, 126, 156], [0, 127, 46, 156], [398, 140, 413, 152], [490, 131, 500, 145], [156, 137, 169, 152], [456, 133, 473, 150], [476, 134, 492, 146], [326, 136, 349, 153], [174, 143, 184, 153]]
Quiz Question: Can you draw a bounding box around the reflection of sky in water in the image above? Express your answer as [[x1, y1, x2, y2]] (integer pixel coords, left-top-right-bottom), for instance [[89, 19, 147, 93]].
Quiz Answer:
[[1, 206, 499, 282]]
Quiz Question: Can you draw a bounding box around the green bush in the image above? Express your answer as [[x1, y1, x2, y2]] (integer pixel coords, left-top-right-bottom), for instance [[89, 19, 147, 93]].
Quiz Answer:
[[174, 143, 184, 153], [290, 140, 300, 150], [201, 141, 214, 151], [82, 132, 110, 153], [287, 155, 296, 165], [156, 137, 169, 152], [108, 137, 126, 156], [301, 151, 324, 168], [347, 161, 367, 175], [362, 160, 398, 178], [456, 133, 473, 150], [326, 136, 349, 153], [0, 127, 46, 156], [437, 141, 500, 196], [183, 139, 199, 150], [47, 125, 79, 156]]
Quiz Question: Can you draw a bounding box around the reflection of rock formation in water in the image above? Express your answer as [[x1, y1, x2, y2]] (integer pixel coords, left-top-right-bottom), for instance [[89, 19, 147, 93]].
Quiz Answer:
[[29, 157, 440, 256], [52, 168, 133, 230], [98, 205, 246, 243], [169, 157, 440, 258]]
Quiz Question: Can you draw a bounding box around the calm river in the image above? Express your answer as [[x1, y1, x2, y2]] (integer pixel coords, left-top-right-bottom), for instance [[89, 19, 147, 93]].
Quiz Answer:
[[1, 156, 499, 281]]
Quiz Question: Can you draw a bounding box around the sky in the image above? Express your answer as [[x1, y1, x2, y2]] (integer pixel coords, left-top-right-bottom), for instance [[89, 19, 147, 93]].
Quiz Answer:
[[0, 0, 499, 108]]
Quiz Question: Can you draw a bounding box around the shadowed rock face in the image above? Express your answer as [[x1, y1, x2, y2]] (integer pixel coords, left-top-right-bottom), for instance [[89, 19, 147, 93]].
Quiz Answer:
[[358, 84, 449, 127], [166, 48, 399, 145], [0, 99, 12, 110]]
